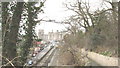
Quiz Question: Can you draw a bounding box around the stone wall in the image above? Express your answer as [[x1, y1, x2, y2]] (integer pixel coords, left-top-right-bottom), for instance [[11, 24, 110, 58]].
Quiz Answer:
[[81, 49, 118, 66]]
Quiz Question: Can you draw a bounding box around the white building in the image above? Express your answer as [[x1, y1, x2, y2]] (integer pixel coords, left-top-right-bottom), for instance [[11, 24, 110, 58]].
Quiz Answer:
[[38, 29, 66, 41], [47, 30, 65, 41], [38, 29, 44, 39]]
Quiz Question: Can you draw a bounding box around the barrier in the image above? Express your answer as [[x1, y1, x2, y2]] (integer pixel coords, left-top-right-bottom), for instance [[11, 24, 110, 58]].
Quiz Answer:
[[81, 49, 118, 66]]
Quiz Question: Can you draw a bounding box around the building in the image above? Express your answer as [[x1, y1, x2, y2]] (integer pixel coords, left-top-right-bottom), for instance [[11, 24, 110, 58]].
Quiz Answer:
[[44, 34, 48, 41], [38, 29, 66, 42], [38, 29, 44, 39], [47, 30, 65, 41]]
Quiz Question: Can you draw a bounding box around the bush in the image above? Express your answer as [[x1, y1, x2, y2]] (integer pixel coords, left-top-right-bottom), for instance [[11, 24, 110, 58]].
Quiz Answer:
[[100, 51, 112, 56], [90, 33, 106, 46]]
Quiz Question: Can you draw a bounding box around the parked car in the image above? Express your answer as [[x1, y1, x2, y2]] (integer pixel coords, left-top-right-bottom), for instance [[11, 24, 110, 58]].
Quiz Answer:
[[32, 52, 37, 57], [32, 47, 40, 57], [28, 60, 33, 65]]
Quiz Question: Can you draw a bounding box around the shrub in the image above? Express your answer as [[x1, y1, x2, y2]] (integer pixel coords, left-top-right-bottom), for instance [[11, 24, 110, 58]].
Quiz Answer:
[[100, 51, 112, 56], [90, 33, 106, 46]]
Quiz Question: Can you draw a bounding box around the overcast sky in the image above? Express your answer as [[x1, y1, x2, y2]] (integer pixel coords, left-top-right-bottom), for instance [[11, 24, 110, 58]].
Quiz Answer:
[[35, 0, 110, 34], [35, 0, 73, 34]]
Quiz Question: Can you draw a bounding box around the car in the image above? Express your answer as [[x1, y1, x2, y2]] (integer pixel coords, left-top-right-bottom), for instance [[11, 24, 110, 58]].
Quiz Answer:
[[50, 44, 54, 48], [40, 46, 44, 50], [32, 52, 37, 57], [28, 60, 33, 65], [32, 47, 40, 57]]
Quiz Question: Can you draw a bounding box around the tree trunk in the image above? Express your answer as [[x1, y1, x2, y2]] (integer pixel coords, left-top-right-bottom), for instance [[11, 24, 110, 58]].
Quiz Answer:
[[1, 2, 9, 41], [2, 2, 24, 66], [21, 2, 34, 65], [118, 1, 120, 58]]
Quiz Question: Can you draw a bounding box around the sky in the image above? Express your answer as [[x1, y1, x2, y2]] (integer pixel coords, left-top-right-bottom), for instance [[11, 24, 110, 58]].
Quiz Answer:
[[35, 0, 74, 34], [35, 0, 110, 35]]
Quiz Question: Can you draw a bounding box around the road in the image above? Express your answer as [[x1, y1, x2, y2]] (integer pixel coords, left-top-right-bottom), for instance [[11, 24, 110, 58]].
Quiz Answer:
[[27, 45, 53, 66], [37, 46, 56, 66]]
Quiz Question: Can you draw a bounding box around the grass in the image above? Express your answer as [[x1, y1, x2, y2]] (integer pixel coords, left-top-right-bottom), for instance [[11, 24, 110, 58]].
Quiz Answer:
[[100, 51, 112, 56]]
